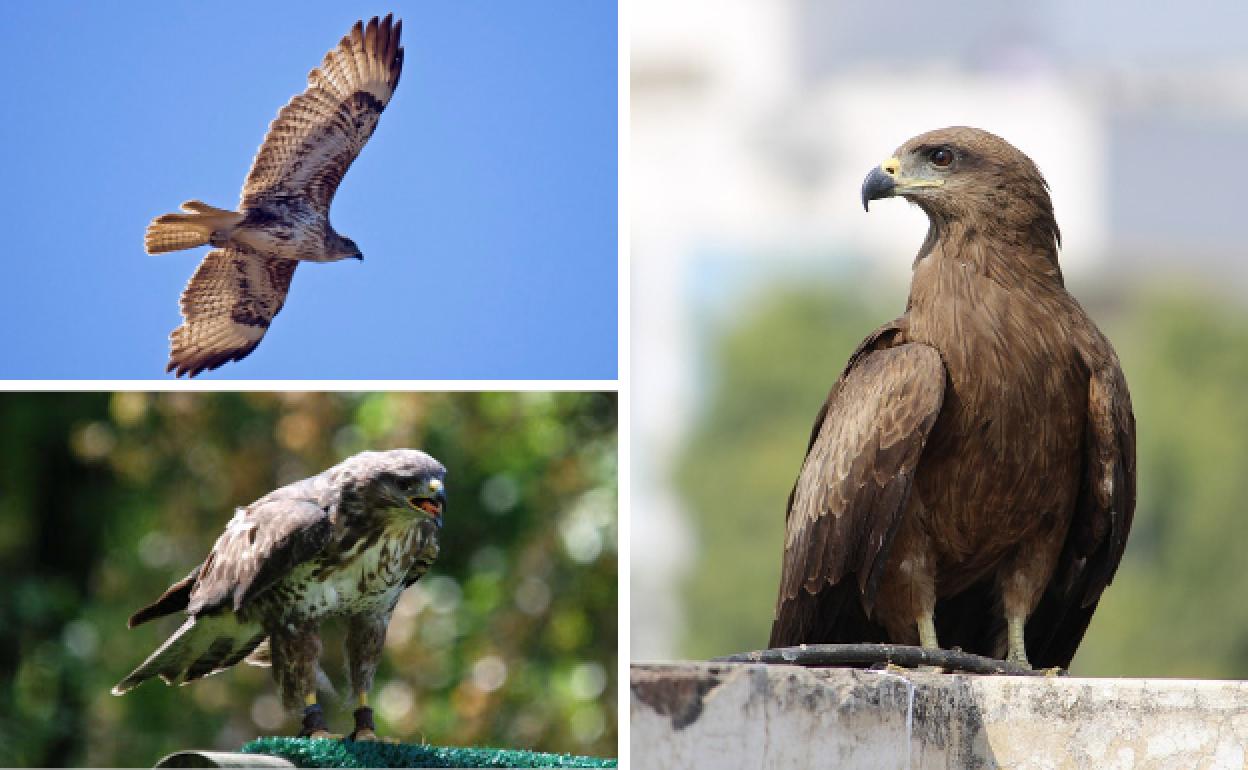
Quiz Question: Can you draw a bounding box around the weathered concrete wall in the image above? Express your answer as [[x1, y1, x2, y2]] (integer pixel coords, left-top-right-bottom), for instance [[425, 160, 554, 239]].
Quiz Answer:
[[631, 662, 1248, 769]]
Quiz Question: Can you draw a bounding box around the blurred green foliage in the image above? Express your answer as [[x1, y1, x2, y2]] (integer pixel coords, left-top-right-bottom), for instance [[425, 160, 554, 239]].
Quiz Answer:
[[0, 392, 617, 766], [674, 274, 1248, 679]]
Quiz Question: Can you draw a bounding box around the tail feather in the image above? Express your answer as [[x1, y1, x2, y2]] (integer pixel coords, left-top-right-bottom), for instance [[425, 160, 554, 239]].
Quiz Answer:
[[145, 200, 242, 255], [111, 614, 265, 696]]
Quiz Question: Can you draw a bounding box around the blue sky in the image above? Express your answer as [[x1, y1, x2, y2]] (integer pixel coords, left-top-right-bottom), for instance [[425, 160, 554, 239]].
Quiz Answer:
[[0, 2, 617, 380]]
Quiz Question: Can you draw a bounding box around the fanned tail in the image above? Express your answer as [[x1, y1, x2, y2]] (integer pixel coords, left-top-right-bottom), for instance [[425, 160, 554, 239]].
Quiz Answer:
[[145, 201, 242, 255]]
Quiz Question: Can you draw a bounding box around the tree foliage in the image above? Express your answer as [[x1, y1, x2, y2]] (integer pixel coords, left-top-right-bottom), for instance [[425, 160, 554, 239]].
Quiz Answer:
[[0, 392, 617, 766]]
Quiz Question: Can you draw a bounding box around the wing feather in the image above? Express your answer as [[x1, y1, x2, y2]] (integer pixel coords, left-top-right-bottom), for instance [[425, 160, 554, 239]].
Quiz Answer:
[[1026, 346, 1136, 667], [187, 499, 332, 617], [771, 327, 946, 646], [241, 14, 403, 213], [167, 248, 297, 377]]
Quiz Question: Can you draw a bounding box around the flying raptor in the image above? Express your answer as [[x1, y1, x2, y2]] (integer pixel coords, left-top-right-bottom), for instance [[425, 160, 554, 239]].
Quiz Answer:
[[769, 127, 1135, 670], [113, 449, 446, 740], [146, 15, 404, 377]]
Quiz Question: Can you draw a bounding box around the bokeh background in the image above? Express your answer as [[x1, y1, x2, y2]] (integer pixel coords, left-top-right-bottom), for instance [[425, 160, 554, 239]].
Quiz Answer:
[[0, 1, 617, 379], [0, 392, 617, 766], [631, 0, 1248, 679]]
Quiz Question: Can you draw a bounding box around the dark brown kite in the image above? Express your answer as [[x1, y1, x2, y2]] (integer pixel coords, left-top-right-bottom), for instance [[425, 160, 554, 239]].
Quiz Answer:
[[769, 127, 1135, 669]]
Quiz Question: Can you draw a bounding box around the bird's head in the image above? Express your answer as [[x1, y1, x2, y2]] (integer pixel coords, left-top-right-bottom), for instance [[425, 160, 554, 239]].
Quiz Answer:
[[362, 449, 447, 528], [332, 233, 364, 261], [861, 126, 1058, 246]]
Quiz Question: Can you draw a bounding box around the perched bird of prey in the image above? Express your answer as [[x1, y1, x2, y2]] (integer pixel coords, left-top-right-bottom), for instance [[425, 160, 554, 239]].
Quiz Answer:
[[113, 450, 446, 740], [145, 15, 405, 377], [770, 127, 1135, 670]]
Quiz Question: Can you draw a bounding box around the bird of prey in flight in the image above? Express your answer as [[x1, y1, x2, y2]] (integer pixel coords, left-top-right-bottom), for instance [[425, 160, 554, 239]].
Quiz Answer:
[[770, 127, 1135, 670], [113, 449, 446, 741], [146, 15, 404, 377]]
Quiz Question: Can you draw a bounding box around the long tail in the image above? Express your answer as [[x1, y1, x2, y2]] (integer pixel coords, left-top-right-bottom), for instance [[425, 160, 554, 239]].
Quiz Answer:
[[145, 201, 243, 255], [111, 613, 265, 695]]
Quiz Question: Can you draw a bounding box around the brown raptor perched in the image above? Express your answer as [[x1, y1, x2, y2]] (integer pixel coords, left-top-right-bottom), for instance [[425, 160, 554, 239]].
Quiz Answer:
[[145, 15, 404, 377], [769, 127, 1135, 670], [113, 449, 446, 740]]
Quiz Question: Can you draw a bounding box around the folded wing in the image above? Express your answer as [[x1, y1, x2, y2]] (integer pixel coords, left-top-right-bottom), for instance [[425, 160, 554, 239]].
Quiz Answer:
[[188, 498, 333, 617], [771, 330, 946, 646]]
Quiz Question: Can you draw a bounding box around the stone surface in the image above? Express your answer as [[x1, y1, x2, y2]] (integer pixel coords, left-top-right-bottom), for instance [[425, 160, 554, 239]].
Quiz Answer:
[[631, 662, 1248, 769]]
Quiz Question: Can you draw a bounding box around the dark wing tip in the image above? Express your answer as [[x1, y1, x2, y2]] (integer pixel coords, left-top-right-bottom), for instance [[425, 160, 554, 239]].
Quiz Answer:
[[393, 46, 405, 88]]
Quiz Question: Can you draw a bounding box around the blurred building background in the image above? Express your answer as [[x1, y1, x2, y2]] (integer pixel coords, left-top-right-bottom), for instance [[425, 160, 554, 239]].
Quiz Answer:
[[0, 392, 616, 766], [631, 0, 1248, 677]]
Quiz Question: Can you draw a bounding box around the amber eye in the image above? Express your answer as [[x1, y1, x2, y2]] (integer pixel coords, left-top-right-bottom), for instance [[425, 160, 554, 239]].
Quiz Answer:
[[930, 148, 954, 168]]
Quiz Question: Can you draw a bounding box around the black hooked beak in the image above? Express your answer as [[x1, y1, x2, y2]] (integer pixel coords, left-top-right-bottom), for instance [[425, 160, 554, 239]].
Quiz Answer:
[[861, 167, 896, 212], [352, 253, 364, 261]]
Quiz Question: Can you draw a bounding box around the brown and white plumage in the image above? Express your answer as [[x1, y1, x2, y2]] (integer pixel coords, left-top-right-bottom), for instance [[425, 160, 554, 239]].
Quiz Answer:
[[146, 15, 404, 377], [166, 248, 298, 378], [770, 127, 1135, 670], [113, 450, 446, 740]]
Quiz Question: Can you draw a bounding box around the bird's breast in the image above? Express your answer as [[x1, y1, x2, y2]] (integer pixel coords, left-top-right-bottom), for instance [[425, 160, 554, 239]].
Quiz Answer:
[[908, 262, 1087, 567], [233, 201, 334, 262], [270, 522, 436, 621]]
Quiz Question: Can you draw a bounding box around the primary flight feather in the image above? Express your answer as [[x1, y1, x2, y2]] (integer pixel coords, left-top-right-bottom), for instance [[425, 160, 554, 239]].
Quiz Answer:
[[146, 15, 404, 377]]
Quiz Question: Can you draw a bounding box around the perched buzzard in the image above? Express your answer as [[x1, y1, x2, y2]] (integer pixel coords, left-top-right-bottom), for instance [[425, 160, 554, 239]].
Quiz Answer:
[[113, 450, 446, 740], [770, 127, 1135, 670], [146, 15, 404, 377]]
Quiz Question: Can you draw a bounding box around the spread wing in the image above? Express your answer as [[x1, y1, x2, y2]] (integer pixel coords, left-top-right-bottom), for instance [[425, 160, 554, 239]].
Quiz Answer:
[[241, 14, 403, 213], [187, 498, 333, 617], [771, 328, 946, 646], [1026, 347, 1136, 667], [167, 248, 297, 378]]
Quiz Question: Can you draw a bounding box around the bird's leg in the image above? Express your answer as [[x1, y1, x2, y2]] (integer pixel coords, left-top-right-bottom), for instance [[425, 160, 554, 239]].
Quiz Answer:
[[272, 629, 339, 739], [300, 693, 332, 739], [874, 521, 942, 670], [349, 691, 386, 743], [345, 614, 396, 743], [917, 610, 939, 650], [998, 530, 1068, 671], [1005, 613, 1030, 669]]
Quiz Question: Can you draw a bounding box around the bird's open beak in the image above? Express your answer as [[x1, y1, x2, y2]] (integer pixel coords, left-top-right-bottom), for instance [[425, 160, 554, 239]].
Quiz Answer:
[[861, 156, 945, 211], [407, 478, 446, 528], [408, 495, 444, 527]]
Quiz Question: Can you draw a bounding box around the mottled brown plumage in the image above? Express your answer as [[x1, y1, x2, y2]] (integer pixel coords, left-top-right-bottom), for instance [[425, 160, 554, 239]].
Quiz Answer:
[[146, 15, 404, 377], [770, 127, 1135, 669], [113, 450, 446, 740]]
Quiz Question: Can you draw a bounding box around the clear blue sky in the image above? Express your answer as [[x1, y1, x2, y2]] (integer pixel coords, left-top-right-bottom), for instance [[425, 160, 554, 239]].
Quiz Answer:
[[0, 2, 617, 379]]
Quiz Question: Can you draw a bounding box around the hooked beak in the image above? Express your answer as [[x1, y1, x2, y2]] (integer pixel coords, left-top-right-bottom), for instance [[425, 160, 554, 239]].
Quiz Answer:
[[862, 155, 945, 212], [352, 253, 364, 261], [861, 166, 896, 212], [407, 478, 446, 528]]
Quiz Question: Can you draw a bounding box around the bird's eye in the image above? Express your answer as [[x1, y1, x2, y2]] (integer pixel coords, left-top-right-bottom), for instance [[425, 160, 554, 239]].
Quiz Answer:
[[930, 148, 954, 168]]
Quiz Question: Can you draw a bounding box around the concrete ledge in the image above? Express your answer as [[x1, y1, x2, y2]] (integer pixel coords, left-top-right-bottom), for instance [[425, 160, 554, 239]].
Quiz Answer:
[[631, 662, 1248, 769]]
